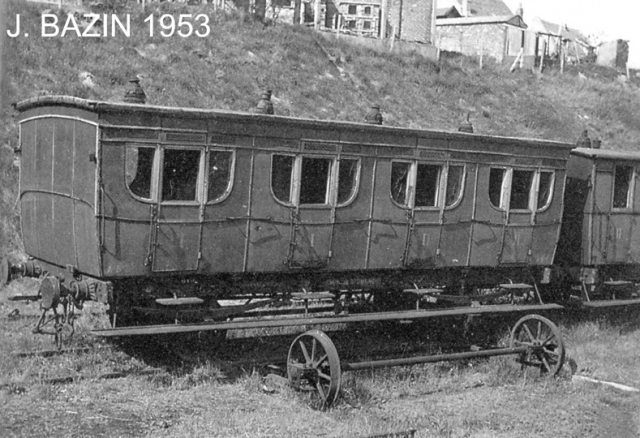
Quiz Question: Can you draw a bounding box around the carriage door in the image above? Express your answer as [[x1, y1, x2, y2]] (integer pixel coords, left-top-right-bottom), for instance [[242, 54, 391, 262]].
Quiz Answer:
[[151, 147, 204, 272], [289, 155, 335, 268], [500, 168, 537, 264], [404, 161, 445, 268]]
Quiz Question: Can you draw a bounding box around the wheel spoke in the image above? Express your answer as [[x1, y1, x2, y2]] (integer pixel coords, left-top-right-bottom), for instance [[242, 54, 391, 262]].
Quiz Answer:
[[536, 320, 542, 340], [542, 347, 560, 358], [541, 333, 557, 346], [299, 341, 311, 365], [316, 381, 326, 400], [317, 371, 332, 381], [313, 353, 328, 368], [540, 353, 552, 373], [311, 338, 317, 364], [522, 324, 535, 342]]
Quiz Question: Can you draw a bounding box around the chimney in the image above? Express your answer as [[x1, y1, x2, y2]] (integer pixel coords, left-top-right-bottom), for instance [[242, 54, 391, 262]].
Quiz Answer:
[[461, 0, 469, 16], [458, 113, 473, 133], [255, 90, 274, 115], [516, 2, 523, 17], [364, 103, 383, 125], [576, 130, 592, 148], [124, 77, 146, 104]]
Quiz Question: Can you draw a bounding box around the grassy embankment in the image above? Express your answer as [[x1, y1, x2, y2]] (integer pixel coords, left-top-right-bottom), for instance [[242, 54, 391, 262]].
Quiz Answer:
[[1, 1, 640, 437]]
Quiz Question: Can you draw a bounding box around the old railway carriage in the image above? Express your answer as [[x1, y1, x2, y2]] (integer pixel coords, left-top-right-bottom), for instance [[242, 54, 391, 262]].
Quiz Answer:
[[556, 148, 640, 302], [12, 95, 574, 324]]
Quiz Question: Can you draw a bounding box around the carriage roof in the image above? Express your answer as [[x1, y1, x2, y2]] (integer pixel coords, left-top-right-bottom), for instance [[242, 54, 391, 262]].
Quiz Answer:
[[15, 95, 574, 154]]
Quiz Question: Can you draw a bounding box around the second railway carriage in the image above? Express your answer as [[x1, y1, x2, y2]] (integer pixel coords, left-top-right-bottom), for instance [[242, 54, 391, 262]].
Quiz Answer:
[[556, 148, 640, 304], [10, 95, 575, 325]]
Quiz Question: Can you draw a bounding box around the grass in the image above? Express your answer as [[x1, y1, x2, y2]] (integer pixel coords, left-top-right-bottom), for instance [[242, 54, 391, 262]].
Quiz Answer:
[[1, 279, 640, 437]]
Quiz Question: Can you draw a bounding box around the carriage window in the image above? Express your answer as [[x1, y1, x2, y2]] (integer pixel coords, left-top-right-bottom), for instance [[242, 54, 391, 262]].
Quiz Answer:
[[445, 165, 464, 207], [162, 149, 201, 201], [415, 164, 441, 207], [537, 171, 554, 210], [207, 151, 233, 202], [391, 162, 411, 206], [337, 159, 359, 205], [489, 168, 506, 209], [126, 146, 155, 200], [510, 170, 534, 210], [300, 157, 332, 204], [613, 165, 633, 209], [272, 155, 294, 204]]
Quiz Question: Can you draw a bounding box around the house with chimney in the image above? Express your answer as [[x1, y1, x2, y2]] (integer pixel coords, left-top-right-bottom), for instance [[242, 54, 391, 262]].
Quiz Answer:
[[434, 0, 535, 66]]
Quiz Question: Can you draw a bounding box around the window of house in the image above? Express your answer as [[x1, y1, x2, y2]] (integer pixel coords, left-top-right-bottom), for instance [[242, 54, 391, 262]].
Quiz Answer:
[[445, 165, 465, 207], [162, 149, 201, 201], [126, 146, 156, 200], [347, 20, 356, 29], [207, 151, 233, 202], [489, 168, 506, 209], [415, 164, 440, 207], [348, 5, 357, 14], [300, 157, 332, 205], [363, 21, 371, 30], [272, 154, 295, 204], [337, 159, 360, 205], [364, 6, 371, 14], [537, 171, 554, 210], [510, 170, 534, 210], [613, 165, 634, 209], [391, 162, 411, 206]]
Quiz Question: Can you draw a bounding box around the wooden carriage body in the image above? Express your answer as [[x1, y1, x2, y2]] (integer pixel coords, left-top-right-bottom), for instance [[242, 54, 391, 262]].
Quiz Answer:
[[15, 96, 574, 288], [557, 148, 640, 282]]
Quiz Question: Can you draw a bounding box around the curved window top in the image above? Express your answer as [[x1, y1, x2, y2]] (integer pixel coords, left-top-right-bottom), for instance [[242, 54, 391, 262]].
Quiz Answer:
[[536, 171, 554, 211], [272, 154, 295, 205], [445, 165, 465, 208], [125, 145, 156, 201], [271, 154, 361, 207], [390, 161, 411, 207], [392, 161, 463, 210], [207, 150, 234, 203], [489, 167, 556, 212], [337, 159, 360, 206]]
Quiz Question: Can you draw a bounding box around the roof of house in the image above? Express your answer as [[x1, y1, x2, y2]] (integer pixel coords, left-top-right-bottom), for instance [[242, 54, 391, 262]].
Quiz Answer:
[[465, 0, 513, 17], [528, 16, 591, 47], [436, 14, 526, 29], [437, 6, 462, 18]]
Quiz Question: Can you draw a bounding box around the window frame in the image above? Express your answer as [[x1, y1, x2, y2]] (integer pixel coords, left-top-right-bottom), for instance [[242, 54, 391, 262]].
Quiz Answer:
[[444, 163, 466, 209], [336, 157, 361, 207], [509, 168, 536, 212], [488, 166, 556, 212], [612, 164, 635, 211], [159, 146, 205, 205], [270, 154, 361, 208], [205, 147, 236, 205], [535, 170, 555, 212], [389, 160, 463, 211], [124, 144, 160, 203]]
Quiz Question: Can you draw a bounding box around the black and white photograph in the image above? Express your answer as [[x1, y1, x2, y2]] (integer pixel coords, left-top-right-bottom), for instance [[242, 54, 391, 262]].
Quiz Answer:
[[0, 0, 639, 436]]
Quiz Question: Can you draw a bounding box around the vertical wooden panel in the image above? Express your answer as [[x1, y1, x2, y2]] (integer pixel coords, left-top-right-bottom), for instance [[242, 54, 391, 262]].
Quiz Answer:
[[367, 160, 408, 269], [330, 157, 374, 271], [247, 151, 292, 272]]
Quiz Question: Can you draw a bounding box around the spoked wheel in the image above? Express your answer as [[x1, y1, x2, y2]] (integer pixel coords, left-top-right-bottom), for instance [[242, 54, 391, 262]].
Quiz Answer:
[[510, 314, 565, 376], [287, 330, 341, 408]]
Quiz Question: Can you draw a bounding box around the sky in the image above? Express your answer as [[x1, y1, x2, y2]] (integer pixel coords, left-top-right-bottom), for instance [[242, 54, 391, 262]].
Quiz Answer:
[[502, 0, 639, 43]]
